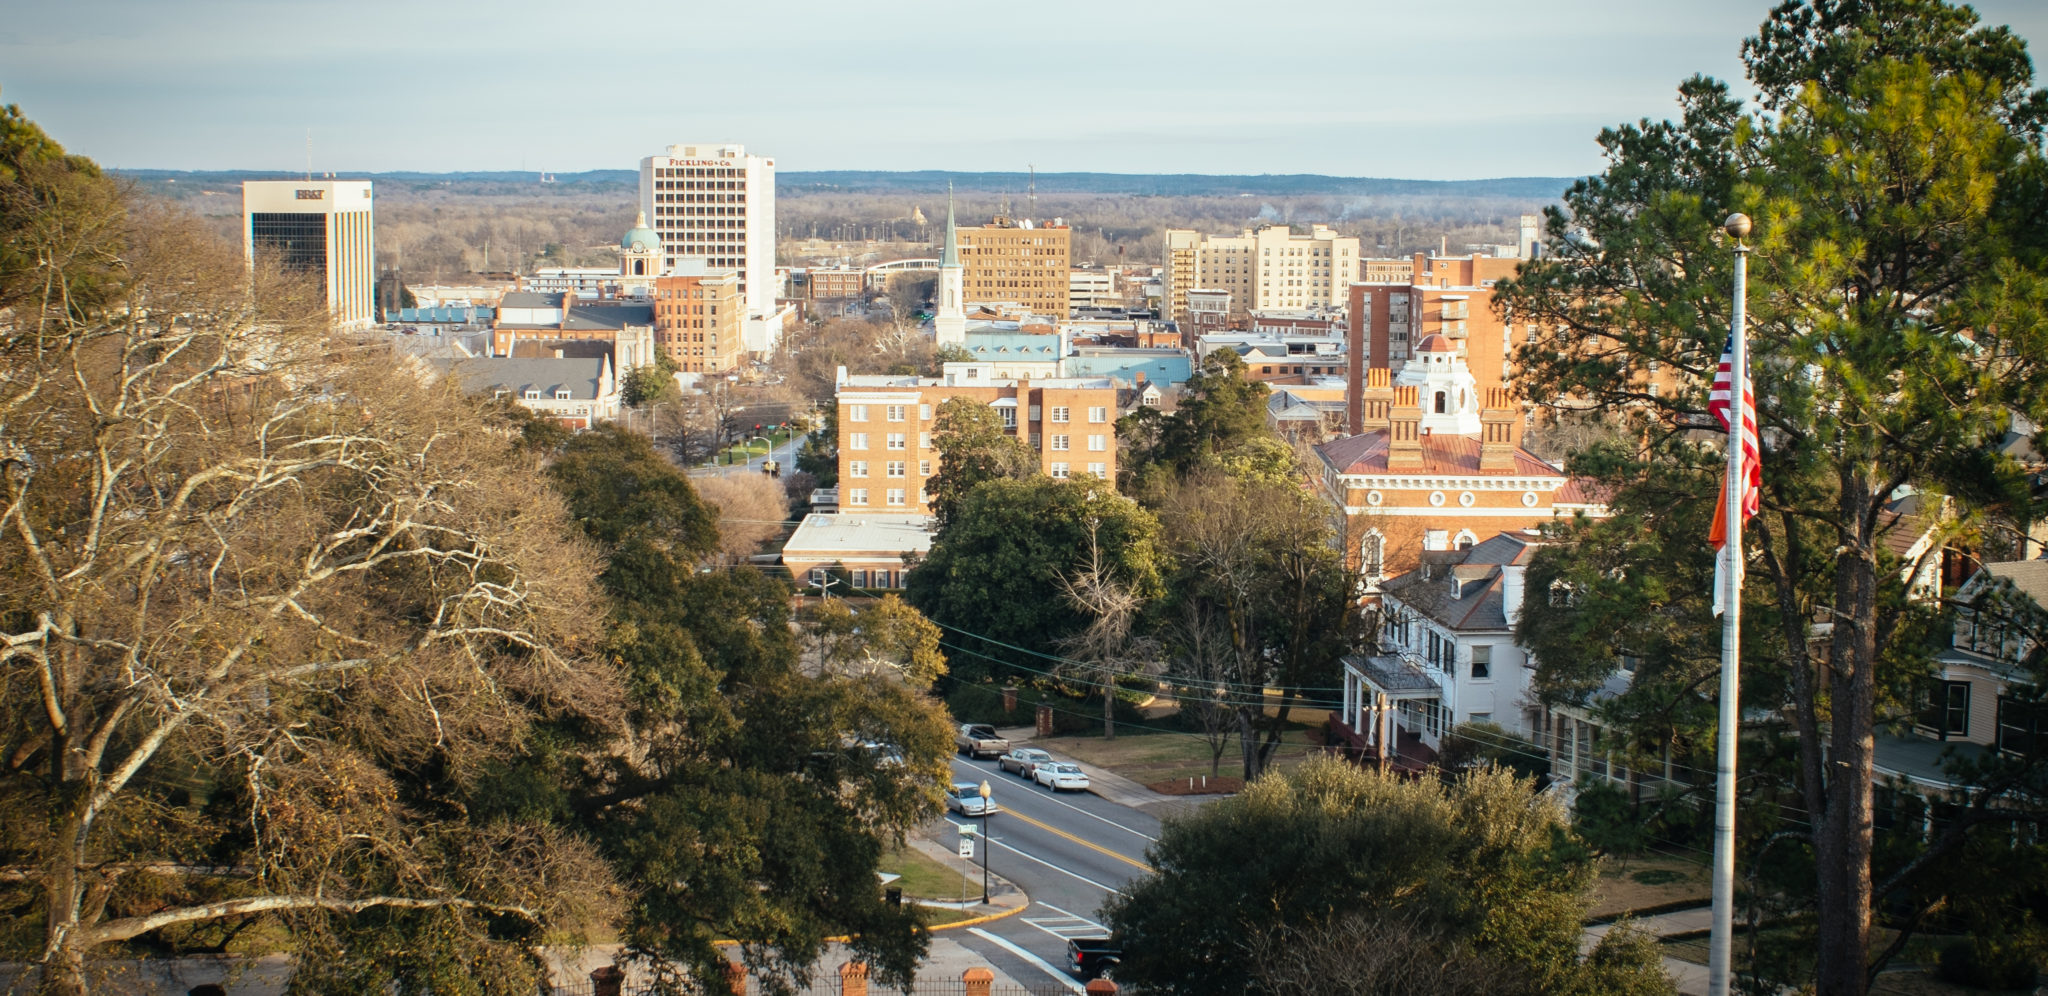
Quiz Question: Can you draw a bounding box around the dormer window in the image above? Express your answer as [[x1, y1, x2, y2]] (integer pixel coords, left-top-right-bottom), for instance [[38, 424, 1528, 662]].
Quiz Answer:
[[555, 390, 573, 400], [523, 390, 541, 401]]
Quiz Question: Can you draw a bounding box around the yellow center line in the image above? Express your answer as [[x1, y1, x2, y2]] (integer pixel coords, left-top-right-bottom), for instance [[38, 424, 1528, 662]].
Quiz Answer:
[[1001, 807, 1154, 874]]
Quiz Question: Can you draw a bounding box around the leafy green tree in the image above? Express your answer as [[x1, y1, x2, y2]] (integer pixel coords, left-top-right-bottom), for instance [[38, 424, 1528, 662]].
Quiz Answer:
[[797, 595, 949, 689], [907, 477, 1161, 680], [1120, 350, 1273, 488], [1101, 760, 1673, 996], [620, 353, 681, 408], [0, 97, 122, 316], [926, 343, 974, 374], [533, 428, 954, 992], [924, 397, 1038, 526], [1496, 3, 2048, 991], [795, 404, 839, 487]]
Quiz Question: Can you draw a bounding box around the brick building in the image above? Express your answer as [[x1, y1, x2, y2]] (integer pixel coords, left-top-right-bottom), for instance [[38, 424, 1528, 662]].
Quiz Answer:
[[957, 217, 1071, 317], [834, 364, 1118, 515], [653, 262, 743, 375], [1316, 363, 1604, 587]]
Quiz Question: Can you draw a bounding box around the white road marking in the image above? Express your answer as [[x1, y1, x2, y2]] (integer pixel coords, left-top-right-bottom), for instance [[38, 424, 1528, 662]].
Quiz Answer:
[[966, 927, 1085, 994], [987, 835, 1124, 893], [1033, 901, 1105, 926]]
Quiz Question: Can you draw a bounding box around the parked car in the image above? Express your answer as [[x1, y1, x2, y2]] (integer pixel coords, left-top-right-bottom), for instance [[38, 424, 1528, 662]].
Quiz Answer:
[[998, 747, 1052, 778], [1033, 762, 1090, 792], [944, 781, 999, 817], [1067, 937, 1120, 980], [953, 723, 1010, 759]]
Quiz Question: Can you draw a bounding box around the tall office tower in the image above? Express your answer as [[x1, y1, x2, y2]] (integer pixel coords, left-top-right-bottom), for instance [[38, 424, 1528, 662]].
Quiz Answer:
[[957, 215, 1071, 318], [933, 190, 966, 345], [638, 144, 777, 350], [243, 179, 376, 330]]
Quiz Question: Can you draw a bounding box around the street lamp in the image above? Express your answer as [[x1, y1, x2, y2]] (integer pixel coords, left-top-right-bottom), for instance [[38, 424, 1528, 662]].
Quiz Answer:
[[978, 780, 992, 904]]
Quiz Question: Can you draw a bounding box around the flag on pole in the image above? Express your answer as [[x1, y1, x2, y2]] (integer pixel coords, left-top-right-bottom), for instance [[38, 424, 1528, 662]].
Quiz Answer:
[[1708, 334, 1759, 615]]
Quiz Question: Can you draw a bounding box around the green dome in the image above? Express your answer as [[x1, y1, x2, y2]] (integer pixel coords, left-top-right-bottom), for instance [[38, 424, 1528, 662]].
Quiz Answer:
[[621, 211, 661, 254]]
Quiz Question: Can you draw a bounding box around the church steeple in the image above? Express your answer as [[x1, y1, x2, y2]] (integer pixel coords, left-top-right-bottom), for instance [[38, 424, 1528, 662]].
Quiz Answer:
[[940, 184, 960, 268], [933, 183, 966, 346]]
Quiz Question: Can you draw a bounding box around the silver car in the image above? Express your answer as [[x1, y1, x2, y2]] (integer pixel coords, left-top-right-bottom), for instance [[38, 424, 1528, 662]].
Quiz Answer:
[[998, 747, 1052, 778], [945, 782, 999, 817], [1033, 763, 1090, 793]]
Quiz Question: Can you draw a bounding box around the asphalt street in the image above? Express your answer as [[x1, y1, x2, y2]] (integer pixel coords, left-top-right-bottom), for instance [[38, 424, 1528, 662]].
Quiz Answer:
[[939, 754, 1163, 993]]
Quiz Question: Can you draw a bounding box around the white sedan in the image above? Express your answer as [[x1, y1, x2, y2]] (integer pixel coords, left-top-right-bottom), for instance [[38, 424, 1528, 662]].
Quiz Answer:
[[1033, 762, 1090, 792], [945, 782, 999, 816]]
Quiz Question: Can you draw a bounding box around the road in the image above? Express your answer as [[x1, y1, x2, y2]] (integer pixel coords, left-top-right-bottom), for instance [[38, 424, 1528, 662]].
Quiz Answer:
[[690, 430, 807, 478], [939, 755, 1163, 992]]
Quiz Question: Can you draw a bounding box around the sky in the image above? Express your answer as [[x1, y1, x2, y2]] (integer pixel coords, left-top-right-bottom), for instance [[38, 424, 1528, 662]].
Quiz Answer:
[[4, 0, 2046, 181]]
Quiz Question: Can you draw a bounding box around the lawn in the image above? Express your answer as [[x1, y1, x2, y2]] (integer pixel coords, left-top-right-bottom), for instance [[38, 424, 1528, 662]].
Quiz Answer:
[[880, 843, 981, 904], [1586, 850, 1711, 919], [1036, 722, 1325, 790]]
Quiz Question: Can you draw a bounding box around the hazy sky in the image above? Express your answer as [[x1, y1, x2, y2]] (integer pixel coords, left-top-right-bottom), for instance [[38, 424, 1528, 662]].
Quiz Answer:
[[4, 0, 2045, 180]]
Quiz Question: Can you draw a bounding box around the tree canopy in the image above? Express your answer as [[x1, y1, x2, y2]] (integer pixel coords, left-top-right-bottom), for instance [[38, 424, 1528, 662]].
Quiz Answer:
[[1495, 2, 2048, 991], [1101, 759, 1673, 996], [924, 397, 1038, 526], [907, 476, 1162, 680]]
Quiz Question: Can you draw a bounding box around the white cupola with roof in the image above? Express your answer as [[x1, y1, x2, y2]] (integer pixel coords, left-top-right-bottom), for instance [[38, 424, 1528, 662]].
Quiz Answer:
[[1394, 333, 1481, 434], [618, 211, 661, 297]]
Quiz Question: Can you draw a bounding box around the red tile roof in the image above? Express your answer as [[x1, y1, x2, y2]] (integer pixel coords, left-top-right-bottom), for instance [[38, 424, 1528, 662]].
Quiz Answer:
[[1317, 430, 1563, 478]]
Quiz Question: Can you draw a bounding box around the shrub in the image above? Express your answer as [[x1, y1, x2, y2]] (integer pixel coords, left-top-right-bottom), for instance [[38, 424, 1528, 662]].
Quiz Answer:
[[1938, 935, 2041, 990], [1573, 779, 1647, 855]]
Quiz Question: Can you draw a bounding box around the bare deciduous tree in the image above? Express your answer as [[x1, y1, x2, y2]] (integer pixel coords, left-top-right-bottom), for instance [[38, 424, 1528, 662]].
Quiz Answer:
[[1, 204, 620, 995], [1057, 520, 1154, 740]]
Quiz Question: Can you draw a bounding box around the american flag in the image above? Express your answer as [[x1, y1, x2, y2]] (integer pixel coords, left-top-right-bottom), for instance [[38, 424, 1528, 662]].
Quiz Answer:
[[1708, 334, 1757, 616], [1708, 334, 1760, 525]]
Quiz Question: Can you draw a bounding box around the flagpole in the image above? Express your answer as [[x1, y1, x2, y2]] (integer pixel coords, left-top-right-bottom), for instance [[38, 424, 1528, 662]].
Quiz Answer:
[[1707, 212, 1752, 996]]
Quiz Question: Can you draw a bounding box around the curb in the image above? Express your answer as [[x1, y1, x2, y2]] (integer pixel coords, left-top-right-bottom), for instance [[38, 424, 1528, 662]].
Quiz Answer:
[[710, 902, 1024, 948]]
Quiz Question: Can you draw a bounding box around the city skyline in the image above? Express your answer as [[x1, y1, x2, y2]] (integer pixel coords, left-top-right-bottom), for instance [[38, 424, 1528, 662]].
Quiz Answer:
[[7, 0, 2044, 181]]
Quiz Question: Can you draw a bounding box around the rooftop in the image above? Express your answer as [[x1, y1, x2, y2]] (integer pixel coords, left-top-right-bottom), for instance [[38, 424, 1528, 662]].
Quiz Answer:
[[782, 513, 935, 557], [433, 356, 610, 401], [1380, 532, 1541, 632], [1318, 430, 1563, 478]]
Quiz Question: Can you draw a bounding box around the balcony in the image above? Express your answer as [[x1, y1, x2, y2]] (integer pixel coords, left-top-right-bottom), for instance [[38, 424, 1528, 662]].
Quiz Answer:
[[1440, 302, 1469, 321]]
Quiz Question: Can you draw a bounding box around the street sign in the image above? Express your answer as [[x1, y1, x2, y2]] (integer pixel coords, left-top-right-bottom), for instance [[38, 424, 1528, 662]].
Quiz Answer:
[[958, 837, 974, 859]]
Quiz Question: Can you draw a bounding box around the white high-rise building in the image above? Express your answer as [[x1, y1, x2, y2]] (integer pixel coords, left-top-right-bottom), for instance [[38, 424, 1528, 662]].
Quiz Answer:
[[243, 179, 376, 330], [638, 144, 777, 351]]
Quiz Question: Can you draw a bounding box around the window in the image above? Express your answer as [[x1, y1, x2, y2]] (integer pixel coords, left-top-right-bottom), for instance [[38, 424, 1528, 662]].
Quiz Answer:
[[886, 460, 905, 478], [1471, 645, 1492, 680], [886, 488, 906, 506], [848, 404, 868, 421], [919, 404, 932, 419], [1470, 712, 1492, 725], [886, 405, 906, 422], [1361, 530, 1385, 580], [809, 568, 828, 586], [919, 460, 932, 476], [1050, 462, 1069, 478], [886, 433, 906, 450], [555, 390, 573, 400], [847, 488, 868, 506], [1998, 696, 2042, 756], [1084, 434, 1106, 452], [1050, 406, 1070, 423], [1426, 631, 1446, 667], [851, 569, 869, 588], [849, 432, 869, 450], [999, 408, 1017, 428], [1051, 435, 1070, 451], [1089, 406, 1108, 423], [848, 461, 868, 478], [873, 569, 892, 589], [919, 432, 931, 449], [1919, 680, 1970, 739], [522, 389, 541, 400], [1086, 462, 1107, 477]]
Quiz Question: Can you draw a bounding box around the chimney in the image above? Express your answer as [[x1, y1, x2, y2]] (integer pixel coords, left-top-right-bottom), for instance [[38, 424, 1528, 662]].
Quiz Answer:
[[1501, 563, 1527, 630], [1479, 387, 1517, 474], [1359, 368, 1395, 433], [1388, 386, 1423, 473]]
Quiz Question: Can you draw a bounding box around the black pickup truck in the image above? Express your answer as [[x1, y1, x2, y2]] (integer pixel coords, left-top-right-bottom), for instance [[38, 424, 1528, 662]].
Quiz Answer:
[[1066, 937, 1121, 980]]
